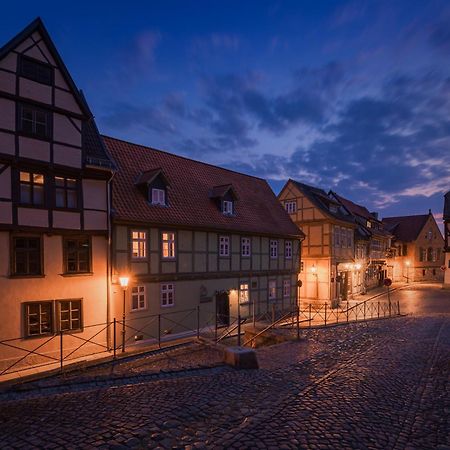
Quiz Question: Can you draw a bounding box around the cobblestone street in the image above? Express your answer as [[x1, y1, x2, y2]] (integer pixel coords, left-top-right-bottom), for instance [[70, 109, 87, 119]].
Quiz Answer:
[[0, 285, 449, 449]]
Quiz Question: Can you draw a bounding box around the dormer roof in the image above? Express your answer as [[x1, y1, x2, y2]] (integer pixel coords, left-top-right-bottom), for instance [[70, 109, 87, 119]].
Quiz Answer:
[[135, 168, 170, 187], [208, 184, 238, 200]]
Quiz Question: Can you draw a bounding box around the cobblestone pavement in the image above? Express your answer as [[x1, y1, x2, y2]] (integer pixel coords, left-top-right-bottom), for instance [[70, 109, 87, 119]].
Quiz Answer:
[[0, 287, 449, 449]]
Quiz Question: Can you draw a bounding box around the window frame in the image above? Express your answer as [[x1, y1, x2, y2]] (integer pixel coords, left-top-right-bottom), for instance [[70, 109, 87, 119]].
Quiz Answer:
[[285, 241, 293, 259], [283, 279, 291, 298], [57, 299, 83, 333], [241, 237, 251, 257], [161, 231, 176, 260], [151, 188, 166, 206], [18, 103, 52, 140], [131, 285, 147, 311], [222, 200, 233, 215], [19, 171, 45, 207], [219, 235, 230, 257], [284, 201, 296, 214], [160, 283, 175, 308], [24, 301, 53, 337], [19, 55, 54, 86], [268, 280, 277, 300], [270, 240, 278, 259], [63, 236, 91, 275], [130, 230, 147, 260], [55, 176, 79, 210], [239, 282, 250, 304], [11, 235, 43, 277]]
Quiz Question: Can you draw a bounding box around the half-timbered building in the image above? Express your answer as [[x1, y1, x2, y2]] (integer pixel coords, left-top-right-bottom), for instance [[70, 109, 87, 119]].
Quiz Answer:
[[444, 191, 450, 288], [104, 137, 302, 341], [0, 19, 114, 372]]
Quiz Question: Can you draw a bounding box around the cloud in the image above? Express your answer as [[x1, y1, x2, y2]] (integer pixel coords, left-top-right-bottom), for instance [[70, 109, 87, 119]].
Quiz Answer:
[[429, 18, 450, 54]]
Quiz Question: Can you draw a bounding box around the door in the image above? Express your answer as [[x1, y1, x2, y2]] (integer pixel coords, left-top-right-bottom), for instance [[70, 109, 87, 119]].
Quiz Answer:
[[339, 272, 349, 301], [216, 292, 230, 327]]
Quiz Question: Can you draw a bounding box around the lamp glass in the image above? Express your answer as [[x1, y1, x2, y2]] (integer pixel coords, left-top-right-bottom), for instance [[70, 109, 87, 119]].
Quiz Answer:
[[119, 276, 130, 289]]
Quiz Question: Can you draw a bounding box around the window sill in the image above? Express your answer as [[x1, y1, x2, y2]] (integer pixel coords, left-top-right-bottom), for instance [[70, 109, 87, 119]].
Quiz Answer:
[[60, 272, 93, 277], [9, 274, 45, 279], [130, 308, 148, 313]]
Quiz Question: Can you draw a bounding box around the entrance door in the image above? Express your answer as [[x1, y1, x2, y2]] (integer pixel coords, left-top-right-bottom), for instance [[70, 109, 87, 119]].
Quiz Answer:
[[216, 292, 230, 327], [339, 272, 349, 301]]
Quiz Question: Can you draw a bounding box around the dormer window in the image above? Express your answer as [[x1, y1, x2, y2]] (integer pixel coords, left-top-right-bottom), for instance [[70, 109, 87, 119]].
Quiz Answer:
[[152, 188, 165, 205], [329, 205, 338, 213], [366, 221, 372, 228], [222, 200, 233, 215]]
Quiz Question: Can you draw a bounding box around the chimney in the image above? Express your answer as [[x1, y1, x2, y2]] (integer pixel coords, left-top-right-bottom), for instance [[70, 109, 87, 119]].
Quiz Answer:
[[428, 209, 432, 215], [370, 211, 378, 220]]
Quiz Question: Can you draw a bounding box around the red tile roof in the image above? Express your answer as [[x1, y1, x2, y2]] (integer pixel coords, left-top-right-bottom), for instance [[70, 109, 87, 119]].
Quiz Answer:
[[382, 214, 430, 242], [332, 192, 375, 221], [104, 136, 302, 237]]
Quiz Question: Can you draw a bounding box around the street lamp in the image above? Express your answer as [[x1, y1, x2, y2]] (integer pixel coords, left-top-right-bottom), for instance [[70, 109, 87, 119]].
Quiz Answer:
[[405, 260, 411, 284], [119, 275, 129, 352]]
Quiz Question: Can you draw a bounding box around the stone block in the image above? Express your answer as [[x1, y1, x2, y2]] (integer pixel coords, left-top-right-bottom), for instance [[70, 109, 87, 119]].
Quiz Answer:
[[223, 346, 259, 369]]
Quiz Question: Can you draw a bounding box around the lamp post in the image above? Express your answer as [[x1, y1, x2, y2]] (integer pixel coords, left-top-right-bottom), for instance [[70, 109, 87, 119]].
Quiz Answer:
[[405, 260, 411, 284], [119, 275, 129, 352]]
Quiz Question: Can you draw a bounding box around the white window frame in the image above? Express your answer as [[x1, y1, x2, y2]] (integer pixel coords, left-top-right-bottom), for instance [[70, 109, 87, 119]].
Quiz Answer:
[[151, 188, 165, 205], [131, 285, 146, 311], [58, 299, 82, 332], [285, 201, 296, 214], [241, 237, 251, 257], [222, 200, 233, 215], [239, 282, 250, 304], [131, 230, 147, 259], [270, 240, 278, 259], [162, 232, 176, 259], [219, 236, 230, 257], [285, 241, 292, 259], [283, 279, 291, 298], [268, 280, 277, 300], [160, 283, 174, 307]]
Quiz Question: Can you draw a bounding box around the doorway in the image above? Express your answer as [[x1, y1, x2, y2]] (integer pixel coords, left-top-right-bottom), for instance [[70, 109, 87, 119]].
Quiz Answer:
[[216, 292, 230, 327]]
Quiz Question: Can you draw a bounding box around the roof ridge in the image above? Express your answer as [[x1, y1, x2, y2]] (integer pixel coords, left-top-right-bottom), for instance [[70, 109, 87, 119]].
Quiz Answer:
[[101, 134, 268, 183]]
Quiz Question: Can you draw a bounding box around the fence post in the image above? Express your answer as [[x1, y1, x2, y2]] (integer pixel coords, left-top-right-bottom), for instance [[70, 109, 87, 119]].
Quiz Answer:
[[158, 314, 161, 348], [378, 301, 380, 318], [60, 330, 63, 372], [346, 305, 349, 323], [215, 309, 218, 342], [397, 300, 400, 315], [237, 314, 241, 347], [309, 304, 312, 328], [272, 303, 275, 323], [324, 303, 327, 326], [363, 302, 366, 321], [296, 306, 300, 340], [197, 305, 200, 339], [113, 318, 117, 359]]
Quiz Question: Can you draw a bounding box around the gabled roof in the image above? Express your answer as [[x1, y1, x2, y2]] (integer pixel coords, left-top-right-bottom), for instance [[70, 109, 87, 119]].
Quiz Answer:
[[103, 136, 303, 237], [0, 17, 90, 117], [289, 180, 355, 225], [208, 184, 238, 200], [330, 192, 376, 221], [382, 214, 430, 242], [135, 168, 169, 186], [444, 191, 450, 221]]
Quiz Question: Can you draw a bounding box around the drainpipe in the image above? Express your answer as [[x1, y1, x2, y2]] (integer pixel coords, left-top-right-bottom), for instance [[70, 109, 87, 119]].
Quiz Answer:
[[106, 171, 116, 349]]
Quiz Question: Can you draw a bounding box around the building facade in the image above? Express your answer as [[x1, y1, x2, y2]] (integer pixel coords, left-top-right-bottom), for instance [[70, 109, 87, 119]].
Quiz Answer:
[[105, 137, 303, 344], [444, 192, 450, 288], [0, 19, 114, 372], [382, 212, 444, 283]]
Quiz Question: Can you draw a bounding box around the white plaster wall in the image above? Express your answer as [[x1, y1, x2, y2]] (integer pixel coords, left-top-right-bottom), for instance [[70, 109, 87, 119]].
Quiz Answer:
[[36, 41, 56, 65], [53, 114, 81, 147], [54, 69, 69, 90], [0, 132, 15, 155], [17, 207, 48, 228], [0, 166, 11, 198], [19, 136, 50, 161], [0, 71, 15, 94], [0, 99, 15, 130], [53, 211, 80, 229], [19, 78, 52, 104], [55, 89, 81, 115], [83, 179, 107, 210], [0, 52, 17, 71], [84, 210, 107, 230], [14, 37, 34, 53], [0, 202, 12, 224], [53, 144, 82, 168]]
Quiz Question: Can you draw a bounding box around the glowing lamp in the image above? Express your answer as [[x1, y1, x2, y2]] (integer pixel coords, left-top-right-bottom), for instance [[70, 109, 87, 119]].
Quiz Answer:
[[119, 275, 129, 290], [405, 261, 411, 267], [311, 264, 317, 274], [355, 263, 362, 270]]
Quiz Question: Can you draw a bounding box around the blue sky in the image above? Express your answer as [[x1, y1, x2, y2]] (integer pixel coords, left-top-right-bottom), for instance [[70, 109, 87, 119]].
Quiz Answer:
[[2, 1, 450, 228]]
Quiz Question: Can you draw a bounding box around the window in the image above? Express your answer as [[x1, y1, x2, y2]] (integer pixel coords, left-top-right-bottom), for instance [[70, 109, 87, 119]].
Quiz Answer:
[[151, 188, 165, 205], [161, 283, 174, 307], [402, 244, 407, 256], [427, 230, 432, 240], [55, 177, 78, 209], [219, 236, 230, 257], [222, 200, 233, 215], [162, 232, 176, 259], [270, 240, 278, 259], [131, 231, 147, 259], [433, 269, 436, 276], [131, 286, 146, 311], [63, 237, 90, 273], [329, 204, 338, 213], [19, 171, 45, 206], [422, 269, 426, 276], [25, 301, 52, 336], [239, 283, 249, 303], [366, 221, 372, 228], [20, 56, 53, 85], [419, 248, 426, 262], [241, 237, 251, 257], [268, 280, 276, 300], [12, 236, 41, 276], [20, 105, 51, 139], [285, 241, 292, 259], [58, 300, 82, 332], [284, 201, 296, 214], [283, 279, 291, 298], [427, 247, 433, 262]]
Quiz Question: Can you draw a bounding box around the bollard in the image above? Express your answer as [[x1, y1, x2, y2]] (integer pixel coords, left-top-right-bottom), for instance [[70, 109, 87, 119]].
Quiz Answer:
[[60, 330, 63, 372], [113, 318, 117, 359]]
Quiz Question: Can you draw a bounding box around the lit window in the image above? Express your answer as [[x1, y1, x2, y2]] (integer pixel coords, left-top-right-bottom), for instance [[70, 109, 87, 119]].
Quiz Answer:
[[151, 188, 165, 205], [20, 171, 45, 206], [131, 231, 147, 259], [283, 279, 291, 298], [239, 283, 249, 303], [268, 280, 276, 300], [55, 177, 78, 209], [58, 300, 82, 332], [131, 286, 146, 311], [284, 201, 296, 214], [285, 241, 292, 259], [270, 240, 278, 259], [241, 237, 251, 257], [223, 200, 233, 215], [161, 283, 174, 307], [219, 236, 230, 257], [366, 221, 372, 228], [162, 232, 176, 259]]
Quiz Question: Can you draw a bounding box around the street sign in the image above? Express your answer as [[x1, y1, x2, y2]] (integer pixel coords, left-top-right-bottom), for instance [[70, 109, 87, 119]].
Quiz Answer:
[[297, 280, 303, 287]]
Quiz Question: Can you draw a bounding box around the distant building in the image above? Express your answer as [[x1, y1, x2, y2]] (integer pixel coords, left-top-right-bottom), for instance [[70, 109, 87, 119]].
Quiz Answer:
[[444, 192, 450, 288], [105, 137, 303, 340], [382, 211, 444, 283]]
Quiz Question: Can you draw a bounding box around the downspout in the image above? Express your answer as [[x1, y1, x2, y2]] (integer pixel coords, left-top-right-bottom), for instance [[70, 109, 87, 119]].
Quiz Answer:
[[106, 171, 116, 349]]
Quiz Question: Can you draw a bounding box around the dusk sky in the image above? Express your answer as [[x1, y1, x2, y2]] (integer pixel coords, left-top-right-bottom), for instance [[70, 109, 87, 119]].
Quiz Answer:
[[2, 1, 450, 229]]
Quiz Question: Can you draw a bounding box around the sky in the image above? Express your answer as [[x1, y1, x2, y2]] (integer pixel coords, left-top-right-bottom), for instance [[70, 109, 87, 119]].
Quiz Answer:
[[1, 0, 450, 229]]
